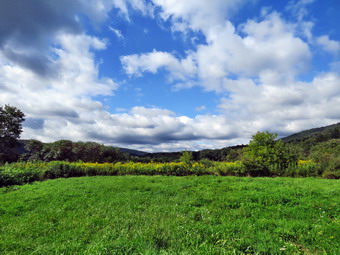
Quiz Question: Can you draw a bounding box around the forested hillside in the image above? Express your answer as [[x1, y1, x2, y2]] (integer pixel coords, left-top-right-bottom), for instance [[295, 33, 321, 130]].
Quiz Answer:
[[282, 123, 340, 143]]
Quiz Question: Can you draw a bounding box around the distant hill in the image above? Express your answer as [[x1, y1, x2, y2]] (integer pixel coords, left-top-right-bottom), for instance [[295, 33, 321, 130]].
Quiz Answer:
[[281, 122, 340, 143], [119, 148, 149, 156]]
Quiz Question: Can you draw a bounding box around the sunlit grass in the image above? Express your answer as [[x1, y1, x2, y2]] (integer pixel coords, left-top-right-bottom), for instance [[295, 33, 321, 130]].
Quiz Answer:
[[0, 176, 339, 254]]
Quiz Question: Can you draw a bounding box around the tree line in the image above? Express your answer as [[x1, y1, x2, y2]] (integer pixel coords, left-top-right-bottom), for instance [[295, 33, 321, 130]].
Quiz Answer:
[[22, 139, 128, 163]]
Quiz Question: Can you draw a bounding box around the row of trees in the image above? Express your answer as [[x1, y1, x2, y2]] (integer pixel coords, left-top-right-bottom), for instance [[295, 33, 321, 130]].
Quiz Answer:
[[23, 140, 128, 163]]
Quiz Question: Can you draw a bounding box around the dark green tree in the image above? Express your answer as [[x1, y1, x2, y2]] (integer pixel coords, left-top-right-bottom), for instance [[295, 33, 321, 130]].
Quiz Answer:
[[44, 140, 74, 161], [0, 105, 25, 162], [22, 139, 44, 161]]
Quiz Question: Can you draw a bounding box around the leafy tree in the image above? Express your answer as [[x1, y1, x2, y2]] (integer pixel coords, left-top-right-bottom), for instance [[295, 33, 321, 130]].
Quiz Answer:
[[22, 139, 44, 161], [180, 151, 193, 166], [242, 131, 295, 176], [44, 140, 74, 161], [0, 105, 25, 162]]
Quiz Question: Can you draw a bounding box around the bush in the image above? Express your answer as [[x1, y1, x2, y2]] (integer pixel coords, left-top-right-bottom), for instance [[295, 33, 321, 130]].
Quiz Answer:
[[0, 162, 44, 186], [283, 160, 322, 177], [322, 170, 340, 179], [213, 162, 246, 176], [242, 132, 297, 176]]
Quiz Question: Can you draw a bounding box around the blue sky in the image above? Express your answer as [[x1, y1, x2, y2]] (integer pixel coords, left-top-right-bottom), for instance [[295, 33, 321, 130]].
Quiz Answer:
[[0, 0, 339, 152]]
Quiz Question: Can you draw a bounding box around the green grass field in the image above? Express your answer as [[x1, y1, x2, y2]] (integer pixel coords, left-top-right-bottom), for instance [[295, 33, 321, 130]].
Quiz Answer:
[[0, 176, 339, 254]]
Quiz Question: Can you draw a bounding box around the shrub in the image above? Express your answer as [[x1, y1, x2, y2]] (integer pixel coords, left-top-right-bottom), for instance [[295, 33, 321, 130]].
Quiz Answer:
[[213, 162, 246, 176], [0, 162, 44, 186], [242, 131, 296, 176]]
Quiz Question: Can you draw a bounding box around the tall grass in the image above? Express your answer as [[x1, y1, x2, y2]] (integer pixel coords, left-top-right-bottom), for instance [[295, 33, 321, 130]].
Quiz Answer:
[[0, 160, 336, 187]]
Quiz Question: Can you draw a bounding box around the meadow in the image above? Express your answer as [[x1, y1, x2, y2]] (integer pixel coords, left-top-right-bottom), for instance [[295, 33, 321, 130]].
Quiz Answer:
[[0, 176, 339, 254]]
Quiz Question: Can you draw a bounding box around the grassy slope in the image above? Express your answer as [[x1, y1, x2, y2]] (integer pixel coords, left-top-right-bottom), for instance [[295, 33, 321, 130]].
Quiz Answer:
[[0, 176, 339, 254]]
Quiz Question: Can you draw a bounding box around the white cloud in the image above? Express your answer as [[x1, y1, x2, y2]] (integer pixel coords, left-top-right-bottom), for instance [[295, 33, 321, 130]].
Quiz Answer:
[[121, 50, 197, 80], [316, 35, 340, 55], [109, 26, 124, 39], [110, 0, 154, 20], [151, 0, 246, 34], [121, 12, 311, 92], [218, 72, 340, 135], [0, 33, 117, 136]]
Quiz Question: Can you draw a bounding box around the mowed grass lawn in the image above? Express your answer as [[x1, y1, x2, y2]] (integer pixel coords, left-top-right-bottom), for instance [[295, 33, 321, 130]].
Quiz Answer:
[[0, 176, 339, 254]]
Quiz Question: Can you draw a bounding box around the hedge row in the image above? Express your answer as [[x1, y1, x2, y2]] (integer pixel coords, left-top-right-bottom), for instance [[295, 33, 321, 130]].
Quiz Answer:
[[0, 160, 338, 187]]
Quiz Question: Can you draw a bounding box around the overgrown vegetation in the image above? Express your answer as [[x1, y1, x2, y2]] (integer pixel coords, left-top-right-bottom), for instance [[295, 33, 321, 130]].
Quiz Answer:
[[1, 130, 339, 187], [0, 158, 335, 187], [0, 176, 338, 254]]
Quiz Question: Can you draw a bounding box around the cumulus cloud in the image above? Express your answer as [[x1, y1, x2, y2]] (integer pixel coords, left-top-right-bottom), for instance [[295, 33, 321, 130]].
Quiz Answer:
[[0, 0, 153, 75], [316, 35, 340, 55], [121, 12, 311, 92], [21, 103, 246, 152], [152, 0, 246, 33], [121, 50, 197, 80], [219, 72, 340, 135], [0, 33, 118, 136], [0, 0, 107, 75]]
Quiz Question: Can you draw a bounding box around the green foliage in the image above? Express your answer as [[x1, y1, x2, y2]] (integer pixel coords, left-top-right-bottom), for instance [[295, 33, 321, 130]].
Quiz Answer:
[[0, 162, 45, 186], [199, 158, 214, 167], [213, 161, 246, 176], [0, 176, 339, 254], [0, 105, 25, 162], [311, 139, 340, 178], [22, 139, 44, 161], [282, 123, 340, 157], [242, 131, 296, 176], [283, 160, 321, 177], [180, 151, 193, 166], [3, 158, 336, 187], [23, 139, 127, 162], [225, 148, 243, 162]]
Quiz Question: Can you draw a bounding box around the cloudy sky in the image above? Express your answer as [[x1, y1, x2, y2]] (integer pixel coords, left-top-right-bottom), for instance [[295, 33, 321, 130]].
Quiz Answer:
[[1, 0, 339, 152]]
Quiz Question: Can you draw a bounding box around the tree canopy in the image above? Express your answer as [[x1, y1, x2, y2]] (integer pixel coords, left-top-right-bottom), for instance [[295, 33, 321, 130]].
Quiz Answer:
[[0, 105, 25, 161], [242, 131, 295, 176]]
